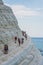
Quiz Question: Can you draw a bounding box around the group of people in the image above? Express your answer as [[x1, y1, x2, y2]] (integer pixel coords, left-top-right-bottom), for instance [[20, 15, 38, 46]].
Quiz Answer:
[[22, 31, 27, 40], [3, 31, 27, 54], [3, 37, 24, 54], [14, 36, 24, 46], [14, 31, 27, 46]]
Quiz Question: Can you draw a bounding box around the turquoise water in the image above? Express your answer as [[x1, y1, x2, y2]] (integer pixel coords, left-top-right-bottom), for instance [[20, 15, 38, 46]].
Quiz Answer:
[[32, 38, 43, 50], [32, 38, 43, 55]]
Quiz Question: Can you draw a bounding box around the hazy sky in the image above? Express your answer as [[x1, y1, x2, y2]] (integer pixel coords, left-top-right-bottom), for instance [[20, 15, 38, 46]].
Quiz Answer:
[[3, 0, 43, 37]]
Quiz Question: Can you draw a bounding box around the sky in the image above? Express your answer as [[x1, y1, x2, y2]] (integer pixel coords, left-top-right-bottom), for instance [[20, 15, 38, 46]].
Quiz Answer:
[[3, 0, 43, 37]]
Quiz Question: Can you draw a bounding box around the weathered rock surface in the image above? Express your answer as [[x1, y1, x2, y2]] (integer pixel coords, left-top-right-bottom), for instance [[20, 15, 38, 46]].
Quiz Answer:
[[0, 0, 22, 44], [0, 0, 43, 65]]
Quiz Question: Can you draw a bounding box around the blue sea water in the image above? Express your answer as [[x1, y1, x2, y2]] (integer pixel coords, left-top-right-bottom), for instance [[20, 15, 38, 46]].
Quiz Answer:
[[32, 38, 43, 56]]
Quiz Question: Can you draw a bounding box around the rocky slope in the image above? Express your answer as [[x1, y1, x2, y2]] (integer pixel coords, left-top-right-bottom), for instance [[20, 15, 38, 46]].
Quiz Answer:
[[0, 0, 43, 65]]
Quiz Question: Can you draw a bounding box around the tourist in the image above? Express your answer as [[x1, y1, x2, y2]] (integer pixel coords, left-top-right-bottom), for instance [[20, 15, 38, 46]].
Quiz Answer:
[[25, 34, 27, 40], [21, 38, 24, 44], [18, 38, 21, 46], [4, 44, 8, 54], [14, 36, 17, 43]]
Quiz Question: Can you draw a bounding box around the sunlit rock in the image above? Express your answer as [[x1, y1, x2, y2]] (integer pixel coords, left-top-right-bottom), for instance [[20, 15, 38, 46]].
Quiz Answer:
[[0, 0, 43, 65]]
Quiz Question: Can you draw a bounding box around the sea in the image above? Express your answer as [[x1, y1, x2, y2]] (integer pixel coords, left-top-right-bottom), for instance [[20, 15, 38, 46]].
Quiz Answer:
[[32, 38, 43, 56]]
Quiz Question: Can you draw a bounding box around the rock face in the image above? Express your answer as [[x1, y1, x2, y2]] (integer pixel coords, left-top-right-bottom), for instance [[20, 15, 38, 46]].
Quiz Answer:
[[0, 0, 42, 65], [0, 0, 22, 44]]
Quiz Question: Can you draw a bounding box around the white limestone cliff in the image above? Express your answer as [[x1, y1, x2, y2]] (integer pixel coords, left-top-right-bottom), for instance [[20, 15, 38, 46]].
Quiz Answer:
[[0, 0, 43, 65]]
